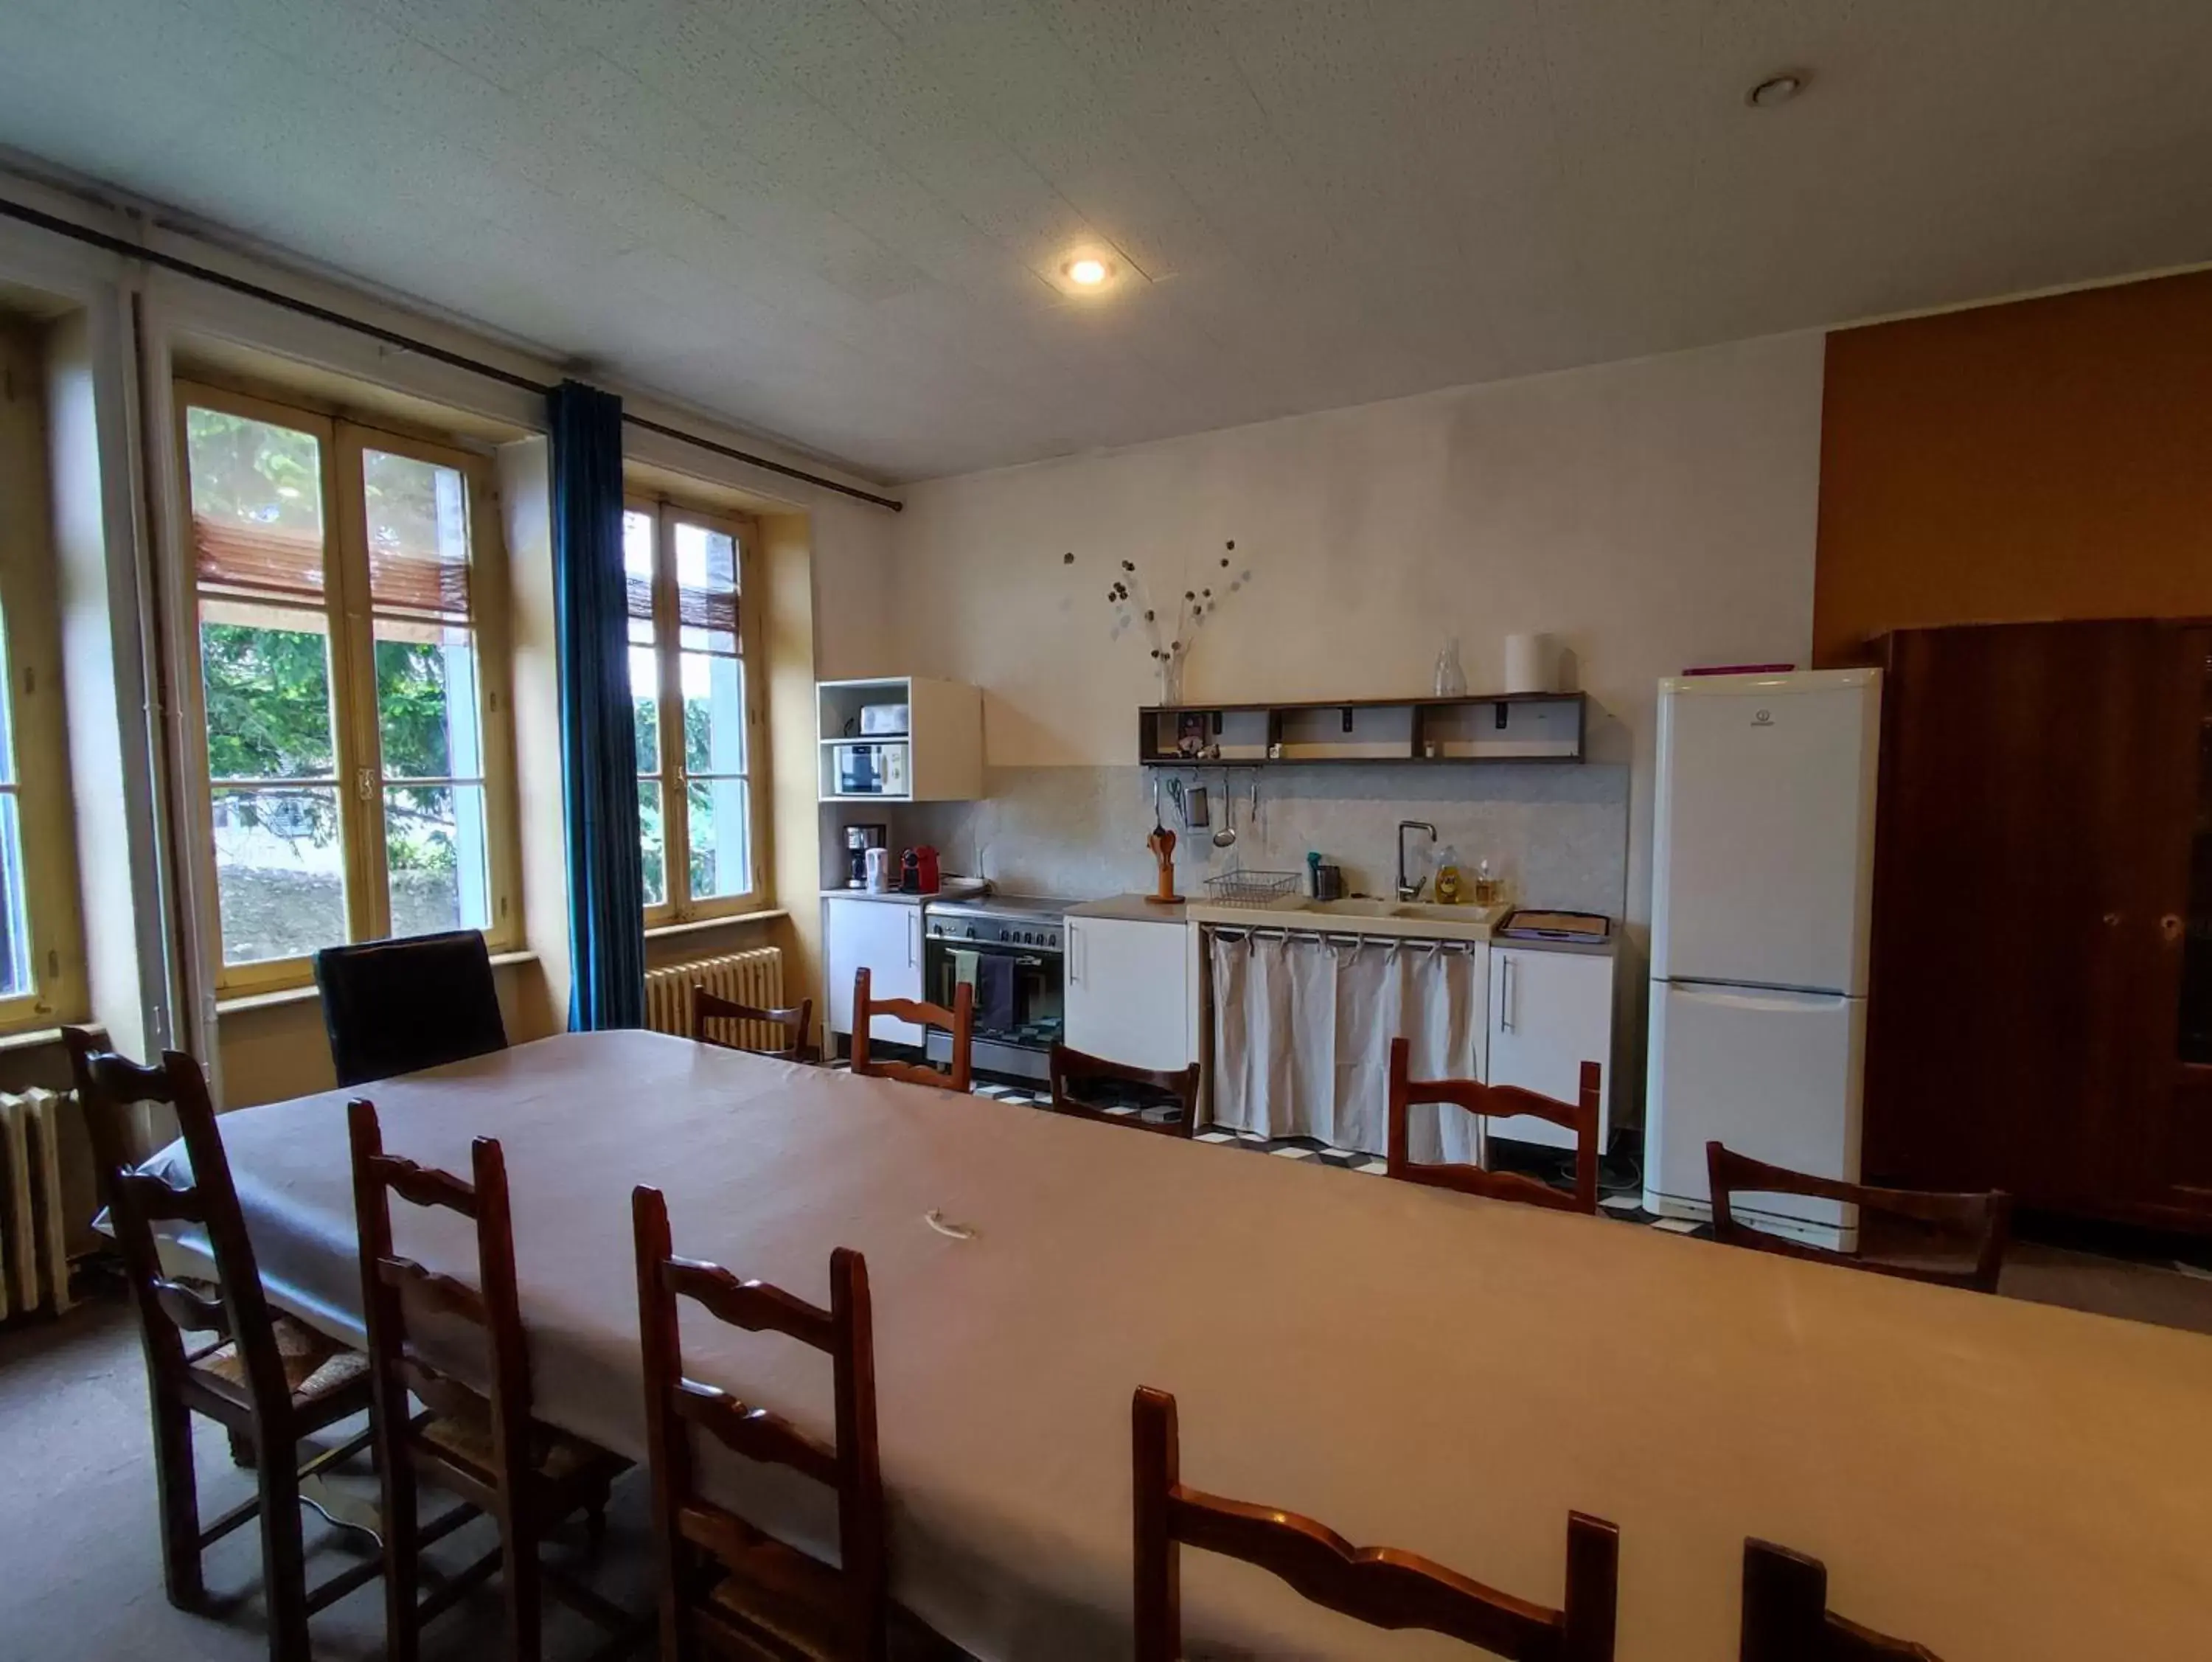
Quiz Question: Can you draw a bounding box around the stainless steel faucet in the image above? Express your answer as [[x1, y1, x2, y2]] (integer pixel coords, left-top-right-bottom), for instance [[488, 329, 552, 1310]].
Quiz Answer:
[[1397, 821, 1437, 902]]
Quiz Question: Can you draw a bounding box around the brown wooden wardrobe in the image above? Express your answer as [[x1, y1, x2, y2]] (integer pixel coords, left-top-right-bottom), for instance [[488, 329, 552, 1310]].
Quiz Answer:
[[1863, 619, 2212, 1230]]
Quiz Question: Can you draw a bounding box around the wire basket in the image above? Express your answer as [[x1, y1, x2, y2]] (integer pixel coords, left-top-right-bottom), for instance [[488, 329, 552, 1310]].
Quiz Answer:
[[1202, 867, 1301, 908]]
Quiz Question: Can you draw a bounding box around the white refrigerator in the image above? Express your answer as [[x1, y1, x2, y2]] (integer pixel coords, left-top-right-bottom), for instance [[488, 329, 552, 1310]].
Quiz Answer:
[[1643, 669, 1882, 1247]]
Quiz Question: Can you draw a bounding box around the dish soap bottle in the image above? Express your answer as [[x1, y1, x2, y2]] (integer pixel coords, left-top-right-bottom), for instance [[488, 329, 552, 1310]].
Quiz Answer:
[[1433, 844, 1465, 904]]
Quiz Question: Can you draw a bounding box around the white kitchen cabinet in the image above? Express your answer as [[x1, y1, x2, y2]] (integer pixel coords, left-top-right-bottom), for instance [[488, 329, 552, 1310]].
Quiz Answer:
[[823, 897, 925, 1046], [1485, 947, 1614, 1152], [817, 676, 984, 802], [1065, 915, 1192, 1073]]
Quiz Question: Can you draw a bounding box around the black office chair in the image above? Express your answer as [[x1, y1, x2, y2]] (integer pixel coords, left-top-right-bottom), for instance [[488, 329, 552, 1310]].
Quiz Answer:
[[313, 930, 507, 1087]]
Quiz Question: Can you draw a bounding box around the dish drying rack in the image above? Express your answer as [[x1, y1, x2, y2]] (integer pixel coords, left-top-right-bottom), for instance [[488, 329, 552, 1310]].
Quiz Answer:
[[1201, 868, 1301, 908]]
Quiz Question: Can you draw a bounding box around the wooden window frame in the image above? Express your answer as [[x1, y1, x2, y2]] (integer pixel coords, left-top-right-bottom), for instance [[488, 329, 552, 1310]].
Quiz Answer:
[[0, 325, 88, 1033], [625, 493, 768, 928], [175, 380, 522, 995]]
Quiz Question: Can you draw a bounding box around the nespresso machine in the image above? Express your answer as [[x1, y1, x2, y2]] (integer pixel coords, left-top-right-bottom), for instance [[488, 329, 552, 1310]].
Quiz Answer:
[[842, 823, 888, 888]]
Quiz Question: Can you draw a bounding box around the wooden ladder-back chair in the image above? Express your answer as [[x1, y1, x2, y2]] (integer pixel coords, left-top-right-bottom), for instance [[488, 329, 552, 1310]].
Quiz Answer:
[[1133, 1386, 1618, 1661], [1705, 1143, 2011, 1294], [64, 1026, 379, 1661], [347, 1101, 633, 1662], [848, 967, 974, 1094], [1385, 1037, 1603, 1215], [692, 985, 815, 1063], [1740, 1539, 1943, 1661], [633, 1182, 894, 1660], [1047, 1043, 1201, 1138]]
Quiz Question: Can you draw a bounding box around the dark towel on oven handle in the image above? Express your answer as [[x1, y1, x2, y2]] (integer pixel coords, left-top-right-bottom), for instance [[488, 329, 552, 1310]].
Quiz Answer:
[[975, 953, 1018, 1034]]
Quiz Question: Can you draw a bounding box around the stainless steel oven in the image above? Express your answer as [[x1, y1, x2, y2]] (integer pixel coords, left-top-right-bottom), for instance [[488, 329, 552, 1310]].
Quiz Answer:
[[922, 896, 1070, 1082]]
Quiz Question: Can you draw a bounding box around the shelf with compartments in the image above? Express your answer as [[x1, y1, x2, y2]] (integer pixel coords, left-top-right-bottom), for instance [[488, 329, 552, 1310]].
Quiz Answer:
[[1137, 692, 1586, 766], [818, 676, 984, 802]]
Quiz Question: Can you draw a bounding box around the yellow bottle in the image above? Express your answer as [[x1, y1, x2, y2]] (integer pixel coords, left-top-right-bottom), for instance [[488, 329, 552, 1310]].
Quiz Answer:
[[1433, 845, 1464, 904]]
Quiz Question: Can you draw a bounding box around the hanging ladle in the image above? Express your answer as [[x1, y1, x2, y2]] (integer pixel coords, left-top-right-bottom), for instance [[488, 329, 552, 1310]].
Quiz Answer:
[[1212, 771, 1239, 849]]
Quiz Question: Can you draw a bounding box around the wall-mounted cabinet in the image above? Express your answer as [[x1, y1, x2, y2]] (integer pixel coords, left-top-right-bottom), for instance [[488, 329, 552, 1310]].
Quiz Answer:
[[818, 676, 984, 802], [1138, 693, 1585, 766]]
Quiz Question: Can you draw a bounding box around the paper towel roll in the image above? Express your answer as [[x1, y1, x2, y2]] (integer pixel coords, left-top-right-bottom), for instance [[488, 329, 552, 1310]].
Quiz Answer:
[[1504, 632, 1558, 694]]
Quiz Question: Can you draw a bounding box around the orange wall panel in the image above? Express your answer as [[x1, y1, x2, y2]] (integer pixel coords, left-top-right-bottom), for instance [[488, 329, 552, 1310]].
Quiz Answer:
[[1813, 270, 2212, 665]]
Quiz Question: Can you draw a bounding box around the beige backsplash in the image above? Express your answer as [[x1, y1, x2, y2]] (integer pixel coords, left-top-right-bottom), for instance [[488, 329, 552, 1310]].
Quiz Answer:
[[838, 763, 1628, 917]]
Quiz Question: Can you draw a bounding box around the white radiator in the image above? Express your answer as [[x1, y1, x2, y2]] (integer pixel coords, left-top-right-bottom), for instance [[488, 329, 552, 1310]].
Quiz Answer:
[[0, 1088, 74, 1318], [644, 948, 788, 1053]]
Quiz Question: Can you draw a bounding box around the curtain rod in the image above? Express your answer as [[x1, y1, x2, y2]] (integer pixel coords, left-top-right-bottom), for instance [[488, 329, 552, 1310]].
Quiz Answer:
[[0, 195, 904, 512]]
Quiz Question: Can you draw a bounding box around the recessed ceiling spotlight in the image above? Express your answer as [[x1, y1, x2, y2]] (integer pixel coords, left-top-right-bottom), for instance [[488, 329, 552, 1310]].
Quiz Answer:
[[1065, 256, 1112, 288], [1746, 71, 1807, 108]]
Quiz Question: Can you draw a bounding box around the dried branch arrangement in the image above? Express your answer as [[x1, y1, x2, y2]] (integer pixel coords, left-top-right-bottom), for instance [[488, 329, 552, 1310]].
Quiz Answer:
[[1062, 539, 1255, 701]]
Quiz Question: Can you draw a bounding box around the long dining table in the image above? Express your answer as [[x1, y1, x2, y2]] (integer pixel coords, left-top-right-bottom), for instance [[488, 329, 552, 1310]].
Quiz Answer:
[[144, 1030, 2212, 1659]]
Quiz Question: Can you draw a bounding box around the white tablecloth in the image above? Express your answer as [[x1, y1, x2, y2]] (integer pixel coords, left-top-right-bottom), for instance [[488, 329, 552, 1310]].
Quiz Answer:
[[145, 1032, 2212, 1660]]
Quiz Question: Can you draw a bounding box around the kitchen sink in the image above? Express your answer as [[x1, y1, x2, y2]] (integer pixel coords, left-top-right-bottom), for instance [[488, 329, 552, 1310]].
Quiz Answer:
[[1393, 901, 1497, 925], [1184, 894, 1506, 942]]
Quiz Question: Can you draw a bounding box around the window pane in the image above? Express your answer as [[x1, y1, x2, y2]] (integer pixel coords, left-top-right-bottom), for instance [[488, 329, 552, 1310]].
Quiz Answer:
[[0, 616, 15, 786], [682, 653, 745, 776], [211, 785, 345, 964], [686, 776, 751, 900], [362, 448, 470, 619], [199, 608, 337, 779], [376, 623, 481, 779], [624, 509, 655, 628], [386, 784, 490, 936], [674, 521, 737, 653], [0, 795, 29, 998], [185, 407, 325, 600], [630, 641, 659, 774], [639, 780, 667, 906], [0, 622, 24, 997]]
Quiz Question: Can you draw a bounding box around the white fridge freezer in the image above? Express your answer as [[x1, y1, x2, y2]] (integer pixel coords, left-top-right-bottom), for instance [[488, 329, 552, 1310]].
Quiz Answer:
[[1643, 669, 1882, 1246], [1647, 982, 1865, 1239], [1648, 670, 1879, 995]]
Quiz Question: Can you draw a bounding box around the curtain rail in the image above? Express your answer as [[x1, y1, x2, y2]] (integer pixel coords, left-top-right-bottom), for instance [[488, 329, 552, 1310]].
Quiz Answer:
[[1205, 925, 1478, 954], [0, 195, 904, 513]]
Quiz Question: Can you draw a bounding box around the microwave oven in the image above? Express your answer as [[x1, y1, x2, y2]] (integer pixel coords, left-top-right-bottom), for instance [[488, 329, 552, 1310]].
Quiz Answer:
[[834, 741, 909, 796]]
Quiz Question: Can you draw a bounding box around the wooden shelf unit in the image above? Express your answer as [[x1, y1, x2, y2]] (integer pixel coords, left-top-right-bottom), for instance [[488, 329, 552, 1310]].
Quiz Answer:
[[1136, 692, 1586, 767]]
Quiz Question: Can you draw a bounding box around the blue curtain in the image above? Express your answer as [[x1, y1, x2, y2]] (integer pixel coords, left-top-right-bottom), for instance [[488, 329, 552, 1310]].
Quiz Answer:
[[548, 380, 646, 1031]]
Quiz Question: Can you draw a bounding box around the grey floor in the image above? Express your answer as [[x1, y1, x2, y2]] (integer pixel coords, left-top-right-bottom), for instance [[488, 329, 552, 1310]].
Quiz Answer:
[[0, 1296, 657, 1661], [6, 1230, 2211, 1661]]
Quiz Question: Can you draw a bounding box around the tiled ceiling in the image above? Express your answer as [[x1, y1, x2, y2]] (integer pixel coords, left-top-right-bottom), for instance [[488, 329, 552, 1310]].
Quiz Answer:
[[6, 0, 2212, 482]]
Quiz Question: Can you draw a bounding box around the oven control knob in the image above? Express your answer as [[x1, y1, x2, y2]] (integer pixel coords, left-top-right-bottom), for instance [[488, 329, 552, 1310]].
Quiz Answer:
[[964, 926, 976, 939]]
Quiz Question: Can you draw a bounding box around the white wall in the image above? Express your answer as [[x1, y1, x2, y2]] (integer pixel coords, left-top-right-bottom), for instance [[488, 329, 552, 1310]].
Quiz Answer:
[[883, 331, 1827, 936]]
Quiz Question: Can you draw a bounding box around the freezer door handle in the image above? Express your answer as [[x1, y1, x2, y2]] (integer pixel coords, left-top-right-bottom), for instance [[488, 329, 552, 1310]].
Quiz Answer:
[[1662, 981, 1851, 1013]]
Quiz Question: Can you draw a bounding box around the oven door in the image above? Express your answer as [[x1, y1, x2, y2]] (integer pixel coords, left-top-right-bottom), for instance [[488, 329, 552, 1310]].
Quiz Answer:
[[922, 933, 1063, 1081]]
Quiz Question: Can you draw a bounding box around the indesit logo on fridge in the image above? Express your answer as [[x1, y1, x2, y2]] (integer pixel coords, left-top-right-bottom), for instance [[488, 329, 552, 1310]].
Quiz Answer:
[[1752, 709, 1774, 726]]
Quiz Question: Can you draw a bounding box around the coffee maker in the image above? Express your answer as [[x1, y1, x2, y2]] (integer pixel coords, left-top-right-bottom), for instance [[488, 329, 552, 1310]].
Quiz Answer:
[[842, 823, 888, 888]]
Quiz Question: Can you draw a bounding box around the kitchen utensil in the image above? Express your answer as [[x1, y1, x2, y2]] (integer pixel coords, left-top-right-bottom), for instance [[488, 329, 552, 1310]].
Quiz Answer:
[[1183, 784, 1210, 830], [1212, 773, 1238, 848], [1313, 863, 1345, 901], [1147, 822, 1183, 905]]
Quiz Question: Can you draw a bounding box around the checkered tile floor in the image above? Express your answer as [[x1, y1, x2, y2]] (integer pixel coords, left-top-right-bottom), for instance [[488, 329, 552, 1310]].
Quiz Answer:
[[838, 1063, 1698, 1234]]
